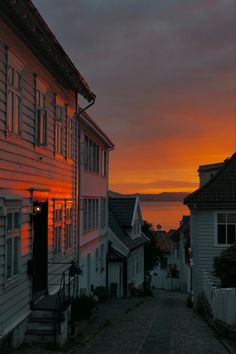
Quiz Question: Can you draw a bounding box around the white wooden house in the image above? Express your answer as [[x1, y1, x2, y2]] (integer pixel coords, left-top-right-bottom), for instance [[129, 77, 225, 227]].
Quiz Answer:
[[184, 152, 236, 304], [0, 1, 95, 348], [78, 111, 114, 296], [108, 196, 148, 297]]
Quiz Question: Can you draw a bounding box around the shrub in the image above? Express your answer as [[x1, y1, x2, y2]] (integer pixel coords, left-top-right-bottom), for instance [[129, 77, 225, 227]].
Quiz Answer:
[[71, 295, 95, 321], [213, 244, 236, 287], [93, 286, 107, 303]]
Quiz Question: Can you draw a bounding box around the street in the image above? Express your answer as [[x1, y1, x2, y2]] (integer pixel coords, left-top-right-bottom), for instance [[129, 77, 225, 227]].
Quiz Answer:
[[76, 291, 228, 354]]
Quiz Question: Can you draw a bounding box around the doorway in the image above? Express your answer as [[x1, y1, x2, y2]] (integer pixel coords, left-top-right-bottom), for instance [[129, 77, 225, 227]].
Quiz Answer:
[[32, 200, 48, 296]]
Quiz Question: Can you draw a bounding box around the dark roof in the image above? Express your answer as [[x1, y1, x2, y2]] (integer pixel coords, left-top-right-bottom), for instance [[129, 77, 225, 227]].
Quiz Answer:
[[152, 231, 171, 253], [0, 0, 95, 102], [184, 153, 236, 205], [169, 216, 190, 242], [109, 197, 136, 227], [109, 205, 148, 251]]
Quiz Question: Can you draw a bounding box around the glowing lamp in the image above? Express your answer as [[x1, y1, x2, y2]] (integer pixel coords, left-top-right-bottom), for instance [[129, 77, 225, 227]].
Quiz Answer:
[[33, 202, 42, 214]]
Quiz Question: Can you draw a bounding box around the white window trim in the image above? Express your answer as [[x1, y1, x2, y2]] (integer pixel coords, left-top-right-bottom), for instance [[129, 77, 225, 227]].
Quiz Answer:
[[35, 77, 48, 147], [214, 211, 236, 247], [64, 200, 73, 254], [4, 208, 22, 285], [7, 50, 24, 136], [53, 202, 64, 257], [55, 95, 65, 157]]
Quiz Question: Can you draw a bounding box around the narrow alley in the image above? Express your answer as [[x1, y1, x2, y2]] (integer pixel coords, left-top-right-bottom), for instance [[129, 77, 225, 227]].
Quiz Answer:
[[75, 291, 228, 354], [14, 290, 232, 354]]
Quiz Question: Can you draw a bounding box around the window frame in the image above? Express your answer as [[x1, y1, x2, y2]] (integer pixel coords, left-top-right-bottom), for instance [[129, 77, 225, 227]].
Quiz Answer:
[[66, 114, 73, 160], [64, 201, 73, 253], [55, 99, 65, 157], [5, 208, 21, 281], [100, 197, 106, 229], [83, 198, 99, 234], [7, 50, 23, 136], [54, 203, 63, 256], [35, 78, 48, 147], [84, 135, 100, 174], [215, 212, 236, 247]]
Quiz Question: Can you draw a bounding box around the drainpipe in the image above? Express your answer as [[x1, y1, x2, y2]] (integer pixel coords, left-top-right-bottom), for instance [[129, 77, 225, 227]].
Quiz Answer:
[[76, 98, 95, 295]]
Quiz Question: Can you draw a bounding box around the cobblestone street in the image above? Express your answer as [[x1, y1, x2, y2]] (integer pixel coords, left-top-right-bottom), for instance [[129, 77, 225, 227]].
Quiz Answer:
[[14, 290, 234, 354], [76, 291, 229, 354]]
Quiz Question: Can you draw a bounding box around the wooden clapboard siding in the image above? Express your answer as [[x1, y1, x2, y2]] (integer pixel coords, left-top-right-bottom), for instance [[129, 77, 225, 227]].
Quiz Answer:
[[0, 17, 79, 335], [191, 210, 228, 300]]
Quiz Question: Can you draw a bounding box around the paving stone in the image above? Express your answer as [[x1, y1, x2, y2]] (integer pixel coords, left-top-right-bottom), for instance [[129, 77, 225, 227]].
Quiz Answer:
[[11, 291, 231, 354]]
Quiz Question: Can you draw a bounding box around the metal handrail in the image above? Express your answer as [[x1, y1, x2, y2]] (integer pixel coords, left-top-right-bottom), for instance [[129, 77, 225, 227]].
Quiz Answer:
[[48, 261, 80, 338]]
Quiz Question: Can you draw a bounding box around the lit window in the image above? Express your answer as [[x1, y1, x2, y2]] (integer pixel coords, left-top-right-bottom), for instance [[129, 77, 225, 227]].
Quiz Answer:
[[217, 213, 236, 245]]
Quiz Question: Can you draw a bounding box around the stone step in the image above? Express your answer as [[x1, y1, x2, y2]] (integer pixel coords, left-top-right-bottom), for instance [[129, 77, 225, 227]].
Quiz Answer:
[[27, 319, 55, 332], [25, 328, 56, 344]]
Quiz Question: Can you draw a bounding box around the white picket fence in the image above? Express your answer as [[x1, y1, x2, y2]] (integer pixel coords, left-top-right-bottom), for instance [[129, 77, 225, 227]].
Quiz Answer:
[[203, 270, 236, 327]]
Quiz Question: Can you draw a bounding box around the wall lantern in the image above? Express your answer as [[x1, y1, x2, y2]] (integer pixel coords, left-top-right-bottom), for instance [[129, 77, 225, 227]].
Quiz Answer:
[[33, 201, 42, 214]]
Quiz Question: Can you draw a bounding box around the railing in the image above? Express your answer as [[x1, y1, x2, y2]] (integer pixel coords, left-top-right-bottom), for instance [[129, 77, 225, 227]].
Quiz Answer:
[[48, 261, 80, 336], [202, 270, 236, 327]]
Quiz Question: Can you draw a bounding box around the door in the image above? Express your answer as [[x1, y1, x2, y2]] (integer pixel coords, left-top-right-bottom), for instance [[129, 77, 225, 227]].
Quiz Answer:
[[32, 200, 48, 294]]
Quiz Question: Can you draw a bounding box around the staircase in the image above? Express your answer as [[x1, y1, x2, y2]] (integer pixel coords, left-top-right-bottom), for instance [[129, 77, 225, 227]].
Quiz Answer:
[[26, 263, 79, 346], [26, 294, 68, 344]]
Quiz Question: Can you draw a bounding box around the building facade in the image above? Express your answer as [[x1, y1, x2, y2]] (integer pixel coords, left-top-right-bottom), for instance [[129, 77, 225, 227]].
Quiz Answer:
[[78, 112, 114, 295], [0, 1, 94, 348], [108, 197, 148, 297], [184, 153, 236, 303]]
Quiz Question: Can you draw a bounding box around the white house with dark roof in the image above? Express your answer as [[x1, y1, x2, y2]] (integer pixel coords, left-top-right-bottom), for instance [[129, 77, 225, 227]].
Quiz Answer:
[[108, 196, 148, 297], [184, 152, 236, 303]]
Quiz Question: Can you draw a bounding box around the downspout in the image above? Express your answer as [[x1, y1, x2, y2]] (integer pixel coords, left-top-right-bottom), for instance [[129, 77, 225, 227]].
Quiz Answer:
[[76, 98, 95, 294]]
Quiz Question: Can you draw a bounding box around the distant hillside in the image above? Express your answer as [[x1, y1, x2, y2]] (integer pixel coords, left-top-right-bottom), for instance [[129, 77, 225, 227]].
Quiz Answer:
[[109, 191, 189, 202]]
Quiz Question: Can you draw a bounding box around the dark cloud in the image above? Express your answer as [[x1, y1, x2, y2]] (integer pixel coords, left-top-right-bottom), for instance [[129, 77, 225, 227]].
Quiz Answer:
[[33, 0, 235, 191]]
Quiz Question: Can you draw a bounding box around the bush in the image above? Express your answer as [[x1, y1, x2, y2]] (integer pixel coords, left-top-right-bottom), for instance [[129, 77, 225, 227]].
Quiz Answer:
[[213, 244, 236, 287], [93, 286, 107, 303], [71, 295, 96, 321]]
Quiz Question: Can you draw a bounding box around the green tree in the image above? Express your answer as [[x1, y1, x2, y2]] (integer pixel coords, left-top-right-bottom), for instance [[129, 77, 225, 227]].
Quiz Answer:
[[142, 220, 162, 272], [214, 244, 236, 287]]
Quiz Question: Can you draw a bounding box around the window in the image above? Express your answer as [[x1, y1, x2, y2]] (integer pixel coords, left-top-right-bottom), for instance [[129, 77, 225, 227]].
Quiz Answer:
[[55, 104, 63, 155], [217, 213, 236, 245], [95, 248, 99, 272], [54, 205, 63, 255], [6, 210, 21, 279], [65, 206, 72, 251], [100, 198, 106, 228], [7, 52, 23, 135], [67, 115, 73, 160], [100, 244, 105, 272], [84, 135, 100, 173], [101, 150, 107, 177], [83, 198, 99, 233], [36, 82, 47, 146]]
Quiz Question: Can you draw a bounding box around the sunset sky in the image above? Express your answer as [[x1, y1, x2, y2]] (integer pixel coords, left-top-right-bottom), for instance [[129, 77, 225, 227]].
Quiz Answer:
[[33, 0, 235, 194]]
